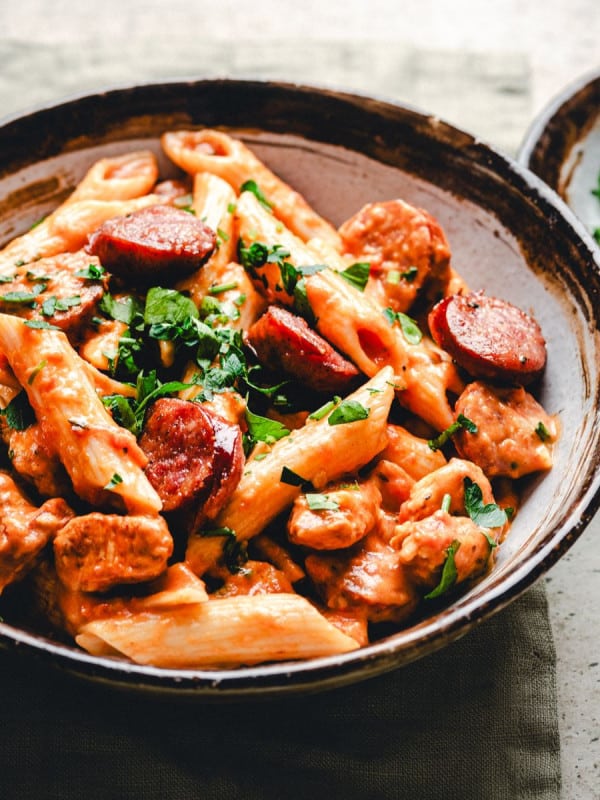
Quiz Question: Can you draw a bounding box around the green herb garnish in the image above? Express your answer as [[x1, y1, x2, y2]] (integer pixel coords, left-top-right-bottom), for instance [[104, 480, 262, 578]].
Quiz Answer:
[[425, 540, 461, 599], [463, 477, 508, 529], [428, 414, 478, 451], [339, 261, 370, 292], [327, 399, 369, 425]]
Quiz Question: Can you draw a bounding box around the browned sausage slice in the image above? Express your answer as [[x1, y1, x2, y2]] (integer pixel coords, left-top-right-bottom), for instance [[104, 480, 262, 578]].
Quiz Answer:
[[428, 292, 546, 385], [246, 305, 361, 394], [200, 413, 245, 523], [139, 398, 216, 513], [86, 204, 216, 282], [139, 398, 244, 526]]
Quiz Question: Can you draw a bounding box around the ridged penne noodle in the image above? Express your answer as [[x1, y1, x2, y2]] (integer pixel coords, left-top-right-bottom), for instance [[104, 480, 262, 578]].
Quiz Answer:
[[0, 314, 161, 514], [66, 150, 159, 204], [0, 194, 165, 275], [186, 367, 394, 574], [161, 129, 342, 248], [76, 592, 359, 668]]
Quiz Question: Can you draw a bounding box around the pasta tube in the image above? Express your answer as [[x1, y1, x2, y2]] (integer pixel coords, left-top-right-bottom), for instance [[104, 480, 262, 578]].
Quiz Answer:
[[0, 314, 161, 514], [66, 150, 159, 204], [161, 129, 342, 248], [76, 592, 359, 668]]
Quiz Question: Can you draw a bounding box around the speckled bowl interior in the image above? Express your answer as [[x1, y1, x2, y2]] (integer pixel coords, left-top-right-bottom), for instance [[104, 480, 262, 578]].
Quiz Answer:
[[519, 69, 600, 237], [1, 80, 600, 698]]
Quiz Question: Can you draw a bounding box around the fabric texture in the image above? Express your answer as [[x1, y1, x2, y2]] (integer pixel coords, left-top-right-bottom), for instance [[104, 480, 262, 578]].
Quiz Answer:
[[0, 583, 560, 800]]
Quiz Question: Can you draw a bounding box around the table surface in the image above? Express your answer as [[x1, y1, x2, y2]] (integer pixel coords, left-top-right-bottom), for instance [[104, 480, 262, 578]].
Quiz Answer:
[[0, 2, 599, 798]]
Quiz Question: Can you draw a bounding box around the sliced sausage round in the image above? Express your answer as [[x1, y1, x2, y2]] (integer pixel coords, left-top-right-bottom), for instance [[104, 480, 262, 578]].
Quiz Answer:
[[139, 398, 216, 513], [86, 204, 216, 282], [428, 292, 546, 385], [139, 398, 244, 525], [246, 305, 361, 394]]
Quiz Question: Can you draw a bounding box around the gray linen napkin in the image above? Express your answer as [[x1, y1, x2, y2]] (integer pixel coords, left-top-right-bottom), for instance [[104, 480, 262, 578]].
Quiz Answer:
[[0, 39, 560, 800]]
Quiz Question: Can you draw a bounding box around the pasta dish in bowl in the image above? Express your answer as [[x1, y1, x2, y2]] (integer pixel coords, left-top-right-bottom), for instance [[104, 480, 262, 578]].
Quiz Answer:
[[0, 80, 598, 696]]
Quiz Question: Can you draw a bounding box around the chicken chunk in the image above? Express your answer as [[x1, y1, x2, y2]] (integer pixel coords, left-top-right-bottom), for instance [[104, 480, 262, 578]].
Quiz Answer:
[[0, 470, 74, 592], [391, 510, 496, 592], [397, 458, 495, 524], [305, 531, 419, 623], [212, 560, 294, 598], [453, 381, 557, 478], [2, 421, 71, 498], [287, 481, 381, 550], [53, 512, 173, 593]]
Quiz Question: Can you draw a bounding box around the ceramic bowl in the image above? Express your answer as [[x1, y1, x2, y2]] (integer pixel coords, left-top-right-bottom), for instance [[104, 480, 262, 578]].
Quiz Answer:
[[519, 69, 600, 238], [1, 80, 600, 698]]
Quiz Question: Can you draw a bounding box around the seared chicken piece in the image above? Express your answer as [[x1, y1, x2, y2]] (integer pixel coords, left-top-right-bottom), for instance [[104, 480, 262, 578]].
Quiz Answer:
[[391, 509, 497, 591], [0, 470, 74, 592], [53, 512, 173, 593], [453, 381, 557, 479], [287, 481, 381, 550], [305, 531, 419, 623]]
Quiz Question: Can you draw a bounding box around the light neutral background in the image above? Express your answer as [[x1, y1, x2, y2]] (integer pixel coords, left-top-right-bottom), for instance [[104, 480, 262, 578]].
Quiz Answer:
[[0, 1, 599, 798]]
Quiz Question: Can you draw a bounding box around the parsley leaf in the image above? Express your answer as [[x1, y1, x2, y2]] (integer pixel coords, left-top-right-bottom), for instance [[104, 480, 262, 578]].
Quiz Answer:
[[463, 477, 508, 528], [245, 407, 290, 446], [339, 262, 370, 291], [75, 263, 105, 280], [1, 283, 47, 306], [305, 493, 340, 512], [240, 179, 273, 210], [424, 540, 461, 599], [428, 414, 478, 451], [0, 392, 36, 430], [534, 421, 552, 442], [104, 473, 123, 490], [328, 400, 369, 425], [200, 526, 249, 574], [382, 307, 422, 344], [280, 466, 314, 490]]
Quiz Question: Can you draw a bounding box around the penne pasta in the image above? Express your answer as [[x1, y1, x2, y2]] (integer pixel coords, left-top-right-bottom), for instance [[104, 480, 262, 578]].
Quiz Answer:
[[66, 150, 159, 205], [0, 314, 161, 514], [76, 592, 359, 668], [161, 129, 342, 248], [0, 132, 557, 671]]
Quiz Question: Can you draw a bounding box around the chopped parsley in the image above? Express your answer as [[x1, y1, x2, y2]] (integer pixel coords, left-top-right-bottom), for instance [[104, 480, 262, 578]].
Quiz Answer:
[[305, 493, 340, 512], [0, 283, 47, 306], [208, 281, 238, 295], [428, 414, 478, 451], [200, 526, 249, 574], [463, 477, 508, 529], [280, 466, 314, 490], [104, 473, 123, 490], [75, 263, 106, 280], [339, 261, 370, 292], [245, 408, 290, 446], [308, 397, 340, 421], [0, 391, 36, 430], [534, 421, 552, 442], [425, 539, 461, 599], [240, 179, 273, 210], [328, 399, 369, 425], [382, 307, 422, 344]]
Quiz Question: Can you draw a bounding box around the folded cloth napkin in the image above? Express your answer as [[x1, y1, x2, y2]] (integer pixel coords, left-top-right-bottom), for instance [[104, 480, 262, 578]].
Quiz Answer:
[[0, 582, 560, 800]]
